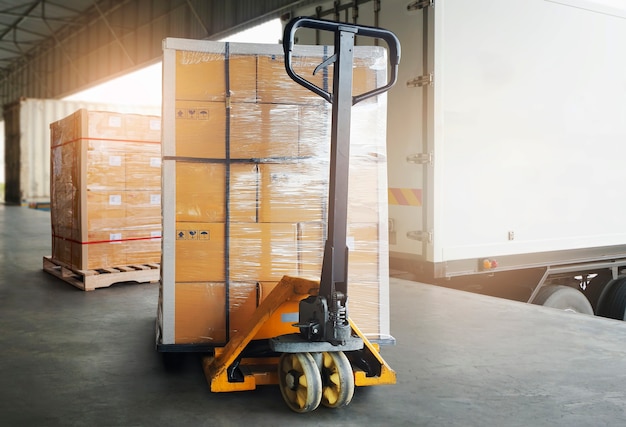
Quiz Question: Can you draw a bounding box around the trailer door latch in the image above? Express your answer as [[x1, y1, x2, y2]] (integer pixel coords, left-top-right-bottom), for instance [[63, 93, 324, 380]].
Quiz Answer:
[[407, 73, 433, 88], [406, 152, 432, 165], [407, 230, 433, 243]]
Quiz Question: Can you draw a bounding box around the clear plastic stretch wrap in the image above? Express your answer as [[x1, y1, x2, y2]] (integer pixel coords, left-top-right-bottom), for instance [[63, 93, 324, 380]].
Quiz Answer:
[[159, 38, 390, 347], [49, 109, 162, 270]]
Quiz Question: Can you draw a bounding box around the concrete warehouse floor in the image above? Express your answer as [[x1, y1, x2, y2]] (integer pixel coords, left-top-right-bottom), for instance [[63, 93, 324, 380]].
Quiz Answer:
[[2, 203, 626, 426]]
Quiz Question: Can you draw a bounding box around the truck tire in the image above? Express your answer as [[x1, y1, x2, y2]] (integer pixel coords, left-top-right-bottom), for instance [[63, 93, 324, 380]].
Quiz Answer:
[[532, 285, 594, 315], [596, 278, 626, 320]]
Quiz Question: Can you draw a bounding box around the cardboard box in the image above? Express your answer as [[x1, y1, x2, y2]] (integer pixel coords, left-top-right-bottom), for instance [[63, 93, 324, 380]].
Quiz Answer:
[[229, 223, 299, 282], [175, 282, 227, 344], [175, 51, 257, 102], [299, 104, 330, 158], [125, 232, 162, 266], [160, 39, 390, 346], [230, 163, 259, 223], [80, 237, 128, 268], [175, 222, 225, 282], [51, 109, 161, 143], [174, 101, 326, 160], [125, 191, 162, 229], [348, 158, 384, 224], [49, 109, 162, 271], [230, 103, 300, 159], [259, 162, 326, 223], [256, 55, 379, 105], [126, 148, 161, 191], [297, 221, 325, 280], [257, 54, 327, 105], [85, 191, 127, 237], [173, 281, 259, 344], [175, 161, 225, 223], [85, 147, 127, 190], [174, 101, 226, 158], [52, 233, 161, 271], [347, 223, 381, 282], [228, 281, 259, 337]]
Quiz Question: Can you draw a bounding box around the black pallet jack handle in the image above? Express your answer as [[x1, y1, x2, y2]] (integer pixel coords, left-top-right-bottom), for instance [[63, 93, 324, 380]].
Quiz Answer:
[[283, 17, 401, 105], [282, 17, 401, 346]]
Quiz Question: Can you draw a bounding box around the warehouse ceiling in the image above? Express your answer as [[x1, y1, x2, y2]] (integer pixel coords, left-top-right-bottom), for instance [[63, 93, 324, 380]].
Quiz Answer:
[[0, 0, 323, 116], [0, 0, 94, 72]]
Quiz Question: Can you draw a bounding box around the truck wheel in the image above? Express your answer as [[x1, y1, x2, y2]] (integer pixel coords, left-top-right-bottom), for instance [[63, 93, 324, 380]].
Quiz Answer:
[[596, 278, 626, 320], [532, 285, 594, 315]]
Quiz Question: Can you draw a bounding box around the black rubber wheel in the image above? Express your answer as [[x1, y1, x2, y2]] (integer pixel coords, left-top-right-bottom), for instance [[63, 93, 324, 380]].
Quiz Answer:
[[597, 278, 626, 320], [532, 285, 594, 315]]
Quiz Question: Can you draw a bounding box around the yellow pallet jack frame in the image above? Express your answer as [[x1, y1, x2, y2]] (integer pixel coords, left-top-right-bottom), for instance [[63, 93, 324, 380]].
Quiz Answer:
[[202, 17, 400, 412], [203, 275, 396, 392]]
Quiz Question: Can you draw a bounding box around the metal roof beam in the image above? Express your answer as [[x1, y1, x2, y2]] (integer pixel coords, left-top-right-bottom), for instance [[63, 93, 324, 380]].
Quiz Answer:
[[0, 0, 319, 113]]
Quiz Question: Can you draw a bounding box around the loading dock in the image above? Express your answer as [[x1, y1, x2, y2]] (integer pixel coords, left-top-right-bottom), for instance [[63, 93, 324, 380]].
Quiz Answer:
[[2, 204, 626, 425]]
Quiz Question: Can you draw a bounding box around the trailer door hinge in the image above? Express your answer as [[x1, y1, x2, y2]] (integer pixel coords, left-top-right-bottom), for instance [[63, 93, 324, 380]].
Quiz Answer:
[[407, 0, 434, 11], [407, 73, 433, 88], [406, 152, 432, 165], [407, 230, 433, 243]]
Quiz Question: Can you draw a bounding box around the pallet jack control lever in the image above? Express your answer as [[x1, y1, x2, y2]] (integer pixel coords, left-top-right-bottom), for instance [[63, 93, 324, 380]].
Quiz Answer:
[[283, 17, 401, 105], [282, 17, 401, 347]]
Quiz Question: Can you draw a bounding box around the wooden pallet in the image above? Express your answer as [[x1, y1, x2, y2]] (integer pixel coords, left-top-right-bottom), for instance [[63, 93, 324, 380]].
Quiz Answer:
[[43, 256, 160, 291]]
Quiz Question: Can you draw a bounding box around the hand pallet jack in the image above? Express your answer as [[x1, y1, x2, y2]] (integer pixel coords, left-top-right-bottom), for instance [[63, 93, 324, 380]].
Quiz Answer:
[[203, 16, 401, 413]]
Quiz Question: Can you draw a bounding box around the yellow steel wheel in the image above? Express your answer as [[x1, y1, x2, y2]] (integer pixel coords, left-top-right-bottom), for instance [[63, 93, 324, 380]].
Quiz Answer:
[[320, 351, 354, 408], [278, 352, 322, 413]]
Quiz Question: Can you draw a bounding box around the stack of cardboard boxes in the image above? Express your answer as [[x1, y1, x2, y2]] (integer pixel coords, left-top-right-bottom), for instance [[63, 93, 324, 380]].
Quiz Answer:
[[159, 39, 390, 347], [50, 109, 162, 270]]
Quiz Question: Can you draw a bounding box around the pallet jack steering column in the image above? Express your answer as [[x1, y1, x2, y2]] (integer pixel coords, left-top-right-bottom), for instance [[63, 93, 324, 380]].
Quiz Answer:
[[271, 17, 400, 352]]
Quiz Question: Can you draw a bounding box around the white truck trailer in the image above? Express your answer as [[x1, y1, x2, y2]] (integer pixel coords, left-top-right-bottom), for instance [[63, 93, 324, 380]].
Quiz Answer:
[[285, 0, 626, 319]]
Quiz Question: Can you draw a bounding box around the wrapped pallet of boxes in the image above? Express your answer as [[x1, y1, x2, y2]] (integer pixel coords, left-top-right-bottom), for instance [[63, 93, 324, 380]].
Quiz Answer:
[[158, 38, 390, 349], [48, 109, 162, 290]]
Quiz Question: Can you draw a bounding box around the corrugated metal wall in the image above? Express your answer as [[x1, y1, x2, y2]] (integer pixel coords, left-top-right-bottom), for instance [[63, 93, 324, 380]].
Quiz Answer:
[[0, 0, 320, 112]]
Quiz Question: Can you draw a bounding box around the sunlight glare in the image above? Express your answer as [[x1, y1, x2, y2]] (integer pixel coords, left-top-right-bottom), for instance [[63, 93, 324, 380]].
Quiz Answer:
[[62, 19, 282, 107]]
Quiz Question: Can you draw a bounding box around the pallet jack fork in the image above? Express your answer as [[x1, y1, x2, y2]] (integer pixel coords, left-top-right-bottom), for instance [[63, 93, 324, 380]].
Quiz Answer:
[[204, 17, 401, 413]]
